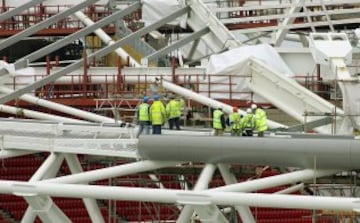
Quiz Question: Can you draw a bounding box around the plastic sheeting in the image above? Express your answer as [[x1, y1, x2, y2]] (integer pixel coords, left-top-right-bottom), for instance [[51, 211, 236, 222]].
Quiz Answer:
[[8, 67, 36, 87], [203, 44, 294, 101], [142, 0, 187, 29], [0, 67, 36, 95]]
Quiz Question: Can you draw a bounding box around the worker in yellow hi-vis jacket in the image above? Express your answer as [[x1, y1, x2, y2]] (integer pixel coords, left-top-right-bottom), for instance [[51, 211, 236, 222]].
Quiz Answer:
[[251, 104, 268, 137]]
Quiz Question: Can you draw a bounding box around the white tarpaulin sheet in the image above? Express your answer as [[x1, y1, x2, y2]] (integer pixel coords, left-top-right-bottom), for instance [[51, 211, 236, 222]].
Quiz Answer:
[[142, 0, 187, 29], [0, 65, 36, 95], [204, 44, 294, 101]]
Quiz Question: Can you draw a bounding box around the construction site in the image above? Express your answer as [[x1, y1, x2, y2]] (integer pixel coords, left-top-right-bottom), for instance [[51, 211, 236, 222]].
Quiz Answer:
[[0, 0, 360, 222]]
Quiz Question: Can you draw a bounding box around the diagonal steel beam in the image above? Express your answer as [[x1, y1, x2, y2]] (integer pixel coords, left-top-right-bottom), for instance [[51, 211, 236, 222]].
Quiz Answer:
[[24, 196, 72, 223], [0, 2, 141, 77], [285, 117, 334, 132], [22, 153, 69, 223], [0, 0, 45, 22], [142, 27, 210, 65], [65, 154, 104, 223], [0, 6, 190, 104], [188, 38, 200, 61], [0, 0, 99, 52], [273, 0, 302, 47]]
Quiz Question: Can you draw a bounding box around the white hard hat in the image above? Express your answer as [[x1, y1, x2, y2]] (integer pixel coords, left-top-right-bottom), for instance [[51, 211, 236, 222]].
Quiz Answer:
[[355, 28, 360, 38], [246, 108, 252, 114], [251, 104, 257, 110]]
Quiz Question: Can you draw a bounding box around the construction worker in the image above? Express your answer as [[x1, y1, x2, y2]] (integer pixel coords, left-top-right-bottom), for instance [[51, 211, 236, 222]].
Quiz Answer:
[[353, 128, 360, 136], [150, 94, 166, 135], [212, 107, 226, 136], [251, 103, 268, 137], [136, 96, 151, 138], [166, 95, 181, 130], [229, 106, 242, 136], [242, 108, 256, 136]]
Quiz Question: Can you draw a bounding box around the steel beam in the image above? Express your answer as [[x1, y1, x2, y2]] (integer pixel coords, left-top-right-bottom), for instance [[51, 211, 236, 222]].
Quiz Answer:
[[273, 0, 302, 47], [65, 154, 105, 223], [3, 180, 360, 211], [159, 79, 286, 129], [0, 6, 190, 104], [192, 205, 229, 223], [22, 153, 68, 223], [301, 0, 316, 32], [0, 103, 87, 123], [138, 134, 360, 169], [29, 153, 65, 182], [247, 57, 343, 134], [186, 0, 240, 53], [212, 0, 360, 13], [3, 2, 141, 74], [142, 27, 210, 65], [22, 196, 71, 223], [3, 136, 138, 158], [286, 117, 334, 132], [224, 17, 360, 35], [218, 1, 360, 25], [176, 164, 226, 223], [0, 0, 45, 22], [319, 0, 335, 32], [209, 169, 337, 193], [188, 39, 200, 61], [43, 160, 179, 184], [0, 0, 99, 52], [0, 150, 35, 159], [218, 164, 256, 223]]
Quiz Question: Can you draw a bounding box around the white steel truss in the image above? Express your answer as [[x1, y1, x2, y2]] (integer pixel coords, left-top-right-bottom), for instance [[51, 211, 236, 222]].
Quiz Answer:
[[0, 0, 360, 222]]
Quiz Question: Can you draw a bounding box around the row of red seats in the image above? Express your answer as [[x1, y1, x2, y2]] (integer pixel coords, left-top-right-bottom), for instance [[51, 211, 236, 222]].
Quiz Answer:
[[0, 166, 38, 176], [0, 157, 43, 167], [0, 154, 113, 223]]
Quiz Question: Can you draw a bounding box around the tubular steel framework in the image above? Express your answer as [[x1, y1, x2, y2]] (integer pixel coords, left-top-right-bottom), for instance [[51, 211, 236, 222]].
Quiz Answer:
[[0, 0, 360, 223]]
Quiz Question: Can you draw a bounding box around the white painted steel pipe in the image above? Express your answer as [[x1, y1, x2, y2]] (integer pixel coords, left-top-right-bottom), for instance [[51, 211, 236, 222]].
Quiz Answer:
[[217, 164, 237, 184], [73, 11, 141, 67], [275, 183, 304, 194], [0, 104, 85, 123], [209, 169, 339, 192], [0, 150, 34, 159], [1, 181, 360, 211], [217, 163, 256, 223], [29, 153, 65, 182], [177, 164, 217, 223], [43, 160, 180, 184], [210, 169, 336, 193], [194, 164, 217, 190], [23, 153, 67, 223], [159, 79, 286, 129], [64, 154, 105, 223], [0, 87, 115, 123], [138, 135, 360, 169]]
